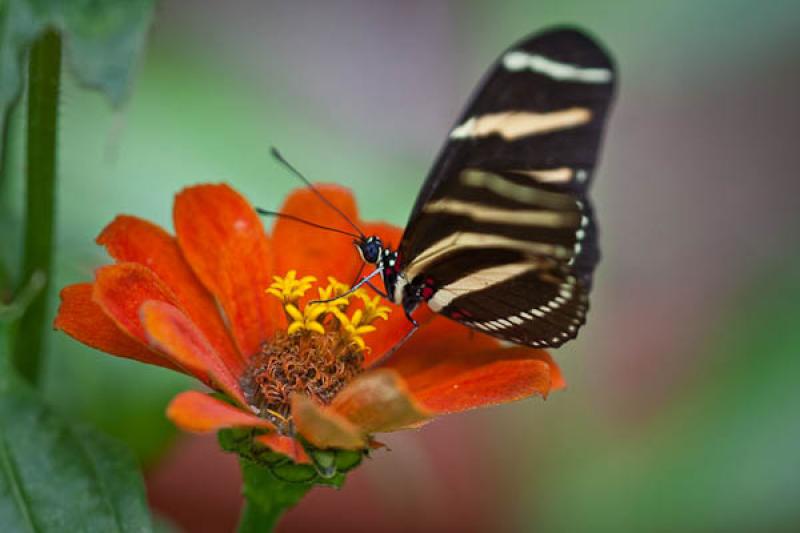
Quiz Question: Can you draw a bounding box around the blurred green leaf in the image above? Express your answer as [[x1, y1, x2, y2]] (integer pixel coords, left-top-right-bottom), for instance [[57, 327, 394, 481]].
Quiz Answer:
[[44, 334, 191, 465], [0, 346, 153, 532], [0, 0, 154, 151]]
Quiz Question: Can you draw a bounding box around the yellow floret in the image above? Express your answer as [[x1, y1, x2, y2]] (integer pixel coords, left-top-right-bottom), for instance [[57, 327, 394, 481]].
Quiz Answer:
[[285, 302, 327, 336], [266, 270, 317, 304], [356, 292, 391, 323], [266, 271, 392, 351]]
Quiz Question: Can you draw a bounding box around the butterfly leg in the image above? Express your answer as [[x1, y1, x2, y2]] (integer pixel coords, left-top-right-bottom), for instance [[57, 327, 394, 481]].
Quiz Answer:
[[405, 308, 419, 327], [370, 294, 422, 367], [370, 320, 420, 368], [366, 280, 389, 299]]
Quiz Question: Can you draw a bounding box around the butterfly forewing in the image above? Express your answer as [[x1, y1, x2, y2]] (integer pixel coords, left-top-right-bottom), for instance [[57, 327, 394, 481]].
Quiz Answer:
[[398, 27, 615, 347]]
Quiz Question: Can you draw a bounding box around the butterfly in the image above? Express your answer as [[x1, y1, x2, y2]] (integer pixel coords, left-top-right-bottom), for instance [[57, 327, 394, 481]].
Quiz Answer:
[[267, 27, 616, 351]]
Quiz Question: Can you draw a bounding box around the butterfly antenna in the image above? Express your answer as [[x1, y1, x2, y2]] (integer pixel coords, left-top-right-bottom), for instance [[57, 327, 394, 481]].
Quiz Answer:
[[255, 208, 362, 240], [270, 147, 365, 238]]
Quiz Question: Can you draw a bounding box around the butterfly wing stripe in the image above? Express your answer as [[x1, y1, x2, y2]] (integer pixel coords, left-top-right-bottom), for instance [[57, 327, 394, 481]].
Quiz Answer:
[[512, 168, 591, 188], [501, 50, 612, 83], [406, 215, 580, 259], [449, 108, 592, 140], [459, 170, 579, 209], [427, 262, 535, 311], [404, 232, 572, 280], [422, 198, 579, 228]]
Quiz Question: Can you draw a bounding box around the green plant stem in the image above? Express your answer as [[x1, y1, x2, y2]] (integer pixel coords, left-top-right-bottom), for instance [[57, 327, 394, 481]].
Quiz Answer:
[[12, 29, 61, 385], [237, 460, 312, 533], [1, 105, 15, 207]]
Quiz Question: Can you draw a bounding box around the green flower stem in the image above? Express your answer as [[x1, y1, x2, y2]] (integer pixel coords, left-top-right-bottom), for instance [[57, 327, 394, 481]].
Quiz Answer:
[[12, 29, 61, 385], [0, 105, 15, 208], [237, 459, 312, 533]]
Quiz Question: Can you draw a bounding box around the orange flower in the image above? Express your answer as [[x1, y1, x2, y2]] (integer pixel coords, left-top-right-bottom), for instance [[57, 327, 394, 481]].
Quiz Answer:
[[55, 183, 564, 467]]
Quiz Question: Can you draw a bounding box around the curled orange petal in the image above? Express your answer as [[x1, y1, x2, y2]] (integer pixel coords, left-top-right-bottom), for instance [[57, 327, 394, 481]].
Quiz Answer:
[[54, 283, 178, 372], [92, 262, 209, 382], [167, 391, 274, 433], [141, 300, 247, 407], [331, 369, 430, 433], [291, 394, 367, 450]]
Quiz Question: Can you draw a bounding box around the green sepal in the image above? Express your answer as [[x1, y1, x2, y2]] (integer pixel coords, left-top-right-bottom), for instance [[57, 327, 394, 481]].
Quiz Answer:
[[218, 428, 366, 484], [218, 427, 292, 469], [236, 448, 362, 531]]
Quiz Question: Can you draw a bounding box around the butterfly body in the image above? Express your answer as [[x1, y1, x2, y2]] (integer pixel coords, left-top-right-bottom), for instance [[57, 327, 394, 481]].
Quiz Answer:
[[352, 26, 616, 350]]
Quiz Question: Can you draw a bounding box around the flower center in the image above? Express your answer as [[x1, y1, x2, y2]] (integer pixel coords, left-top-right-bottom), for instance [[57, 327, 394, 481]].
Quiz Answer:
[[240, 271, 390, 433]]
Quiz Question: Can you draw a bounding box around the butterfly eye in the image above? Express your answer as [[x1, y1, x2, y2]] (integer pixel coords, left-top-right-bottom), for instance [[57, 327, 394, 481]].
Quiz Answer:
[[358, 237, 381, 263]]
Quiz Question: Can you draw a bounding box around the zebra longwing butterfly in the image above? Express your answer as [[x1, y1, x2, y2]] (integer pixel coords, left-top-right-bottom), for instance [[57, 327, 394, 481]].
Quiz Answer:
[[275, 27, 616, 350]]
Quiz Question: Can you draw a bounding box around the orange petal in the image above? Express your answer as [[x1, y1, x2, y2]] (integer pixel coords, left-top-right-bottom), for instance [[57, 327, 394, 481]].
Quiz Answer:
[[173, 184, 279, 359], [330, 369, 430, 433], [544, 351, 567, 392], [167, 391, 274, 433], [97, 215, 244, 375], [385, 314, 499, 381], [291, 394, 367, 450], [254, 434, 311, 464], [141, 300, 247, 406], [411, 352, 555, 415], [54, 283, 179, 372], [271, 185, 363, 284]]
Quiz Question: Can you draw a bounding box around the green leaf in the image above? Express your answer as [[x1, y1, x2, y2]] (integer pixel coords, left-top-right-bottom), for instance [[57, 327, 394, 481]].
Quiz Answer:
[[0, 348, 153, 532], [43, 336, 189, 465], [0, 0, 155, 151]]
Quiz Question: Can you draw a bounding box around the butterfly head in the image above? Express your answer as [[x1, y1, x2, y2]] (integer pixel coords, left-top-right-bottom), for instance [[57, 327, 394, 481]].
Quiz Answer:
[[356, 236, 383, 264]]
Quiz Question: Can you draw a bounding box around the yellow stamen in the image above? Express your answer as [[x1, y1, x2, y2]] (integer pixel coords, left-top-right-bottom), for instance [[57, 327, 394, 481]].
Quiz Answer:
[[266, 270, 391, 349], [326, 276, 351, 297], [285, 302, 327, 335], [265, 408, 289, 424], [266, 270, 316, 304], [356, 291, 391, 323], [335, 308, 378, 352]]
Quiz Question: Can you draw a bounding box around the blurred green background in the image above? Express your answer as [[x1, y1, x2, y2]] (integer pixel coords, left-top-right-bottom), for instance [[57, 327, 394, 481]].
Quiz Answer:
[[3, 1, 800, 531]]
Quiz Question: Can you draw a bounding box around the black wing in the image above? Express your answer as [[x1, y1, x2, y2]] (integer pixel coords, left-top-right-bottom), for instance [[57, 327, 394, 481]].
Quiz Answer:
[[398, 27, 616, 348]]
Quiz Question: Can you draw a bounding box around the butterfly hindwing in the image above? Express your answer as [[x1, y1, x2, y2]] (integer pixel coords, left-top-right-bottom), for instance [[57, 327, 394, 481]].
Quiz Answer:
[[397, 27, 615, 348]]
